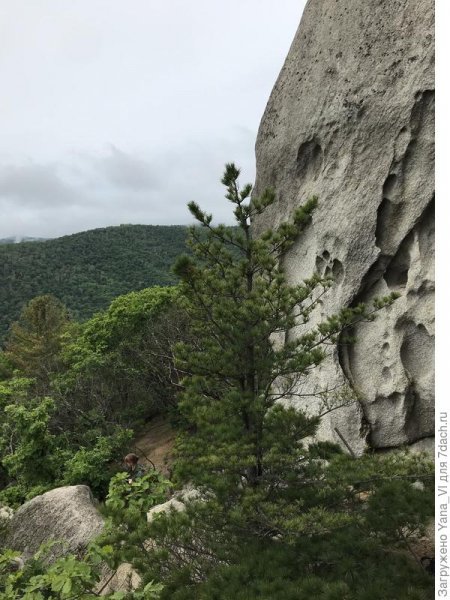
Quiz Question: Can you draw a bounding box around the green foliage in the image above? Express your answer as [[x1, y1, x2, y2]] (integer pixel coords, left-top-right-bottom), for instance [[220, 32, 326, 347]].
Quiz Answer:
[[0, 284, 188, 504], [72, 286, 178, 352], [0, 224, 188, 344], [94, 471, 172, 585], [0, 164, 434, 600], [0, 548, 98, 600], [1, 397, 59, 488], [124, 451, 433, 599], [62, 430, 133, 498], [0, 355, 13, 382], [0, 546, 164, 599], [57, 286, 186, 425], [0, 377, 132, 504], [0, 470, 172, 598], [159, 539, 432, 600], [115, 164, 431, 598], [0, 378, 63, 504], [105, 471, 171, 516], [172, 163, 398, 501]]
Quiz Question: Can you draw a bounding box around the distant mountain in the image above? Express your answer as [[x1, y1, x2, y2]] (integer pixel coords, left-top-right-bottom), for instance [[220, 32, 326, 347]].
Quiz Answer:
[[0, 236, 47, 244], [0, 224, 188, 343]]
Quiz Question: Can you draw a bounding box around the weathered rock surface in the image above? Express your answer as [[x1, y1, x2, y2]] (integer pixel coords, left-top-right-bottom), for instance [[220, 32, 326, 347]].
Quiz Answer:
[[253, 0, 434, 453], [147, 497, 186, 523], [147, 486, 201, 523], [6, 486, 104, 560], [97, 563, 142, 596]]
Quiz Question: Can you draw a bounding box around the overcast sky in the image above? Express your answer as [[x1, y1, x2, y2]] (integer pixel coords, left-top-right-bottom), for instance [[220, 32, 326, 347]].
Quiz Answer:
[[0, 1, 306, 238]]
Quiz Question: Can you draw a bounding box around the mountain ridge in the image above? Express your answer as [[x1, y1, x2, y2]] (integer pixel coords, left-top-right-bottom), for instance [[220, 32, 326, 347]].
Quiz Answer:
[[0, 224, 188, 344], [0, 236, 48, 244]]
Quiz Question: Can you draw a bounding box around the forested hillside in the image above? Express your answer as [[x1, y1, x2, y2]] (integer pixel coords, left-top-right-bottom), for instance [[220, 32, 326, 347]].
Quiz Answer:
[[0, 224, 187, 343]]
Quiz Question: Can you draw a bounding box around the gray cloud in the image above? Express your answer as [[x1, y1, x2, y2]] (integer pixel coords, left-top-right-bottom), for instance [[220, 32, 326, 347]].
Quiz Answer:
[[93, 145, 160, 191], [0, 0, 306, 238], [0, 163, 76, 207], [0, 129, 255, 238]]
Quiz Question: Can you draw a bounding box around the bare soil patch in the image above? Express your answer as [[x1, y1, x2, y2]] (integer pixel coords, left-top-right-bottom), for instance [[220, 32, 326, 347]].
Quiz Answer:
[[131, 416, 175, 476]]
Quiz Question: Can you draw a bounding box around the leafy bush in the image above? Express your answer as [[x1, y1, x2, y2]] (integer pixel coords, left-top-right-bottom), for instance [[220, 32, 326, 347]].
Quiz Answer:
[[0, 378, 132, 504], [0, 545, 165, 599], [56, 286, 189, 428], [62, 430, 133, 499], [0, 286, 188, 504], [105, 471, 171, 516]]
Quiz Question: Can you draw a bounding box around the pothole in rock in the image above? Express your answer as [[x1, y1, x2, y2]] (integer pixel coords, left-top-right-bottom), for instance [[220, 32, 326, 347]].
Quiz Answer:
[[296, 138, 323, 182]]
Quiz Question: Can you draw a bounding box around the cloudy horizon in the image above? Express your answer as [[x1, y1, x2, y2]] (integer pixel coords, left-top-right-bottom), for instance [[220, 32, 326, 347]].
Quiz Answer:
[[0, 1, 306, 239]]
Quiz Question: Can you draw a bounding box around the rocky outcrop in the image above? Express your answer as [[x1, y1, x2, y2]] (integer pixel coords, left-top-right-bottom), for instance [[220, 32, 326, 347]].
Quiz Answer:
[[253, 0, 434, 453], [6, 486, 104, 560]]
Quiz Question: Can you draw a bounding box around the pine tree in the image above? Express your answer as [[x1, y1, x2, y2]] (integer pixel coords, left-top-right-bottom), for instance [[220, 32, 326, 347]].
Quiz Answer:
[[5, 295, 69, 392], [173, 163, 396, 504]]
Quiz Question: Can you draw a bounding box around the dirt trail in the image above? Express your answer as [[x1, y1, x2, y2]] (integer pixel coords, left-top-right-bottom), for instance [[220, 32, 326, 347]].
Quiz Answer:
[[131, 415, 175, 476]]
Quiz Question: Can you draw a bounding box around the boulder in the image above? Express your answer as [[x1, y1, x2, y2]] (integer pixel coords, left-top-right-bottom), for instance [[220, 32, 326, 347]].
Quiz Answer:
[[6, 485, 104, 560], [253, 0, 434, 453], [147, 486, 202, 522], [147, 497, 186, 523], [97, 563, 142, 596]]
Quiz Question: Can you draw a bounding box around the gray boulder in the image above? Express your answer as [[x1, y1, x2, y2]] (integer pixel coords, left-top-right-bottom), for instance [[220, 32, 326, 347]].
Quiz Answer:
[[147, 485, 202, 523], [97, 563, 142, 596], [253, 0, 434, 453], [6, 485, 104, 560]]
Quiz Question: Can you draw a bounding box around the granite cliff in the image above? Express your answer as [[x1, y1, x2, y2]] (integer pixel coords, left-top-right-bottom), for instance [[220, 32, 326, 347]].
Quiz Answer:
[[253, 0, 434, 453]]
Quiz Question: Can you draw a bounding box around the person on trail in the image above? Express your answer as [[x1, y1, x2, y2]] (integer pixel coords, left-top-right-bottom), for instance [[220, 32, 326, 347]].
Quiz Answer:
[[123, 453, 146, 483]]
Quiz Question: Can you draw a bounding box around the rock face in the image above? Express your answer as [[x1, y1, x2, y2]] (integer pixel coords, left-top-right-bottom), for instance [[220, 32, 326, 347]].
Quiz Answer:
[[6, 486, 104, 560], [253, 0, 434, 453]]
